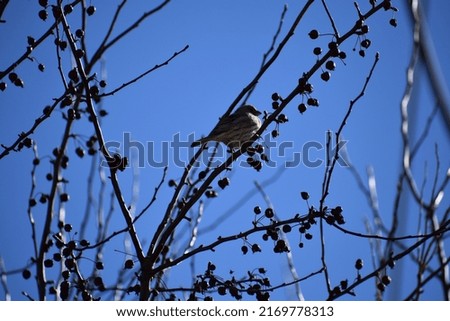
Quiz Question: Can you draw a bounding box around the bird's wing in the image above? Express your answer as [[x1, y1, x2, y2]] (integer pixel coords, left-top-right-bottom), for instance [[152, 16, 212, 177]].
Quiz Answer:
[[207, 112, 239, 137]]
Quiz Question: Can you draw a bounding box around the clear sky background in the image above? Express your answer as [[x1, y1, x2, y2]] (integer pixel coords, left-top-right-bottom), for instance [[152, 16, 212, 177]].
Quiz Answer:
[[0, 1, 449, 300]]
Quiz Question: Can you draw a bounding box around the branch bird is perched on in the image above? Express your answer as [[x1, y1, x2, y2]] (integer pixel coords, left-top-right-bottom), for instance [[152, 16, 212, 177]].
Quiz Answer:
[[191, 105, 262, 149]]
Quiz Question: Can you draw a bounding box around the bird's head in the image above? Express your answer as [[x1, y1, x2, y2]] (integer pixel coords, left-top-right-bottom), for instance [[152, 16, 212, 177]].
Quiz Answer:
[[236, 104, 261, 116]]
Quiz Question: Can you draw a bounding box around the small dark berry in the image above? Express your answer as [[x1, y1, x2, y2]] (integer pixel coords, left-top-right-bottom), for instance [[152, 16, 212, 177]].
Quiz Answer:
[[308, 29, 319, 39], [27, 36, 35, 46], [328, 41, 338, 50], [68, 68, 79, 82], [253, 160, 262, 171], [124, 259, 134, 269], [389, 18, 398, 27], [14, 78, 24, 88], [307, 97, 319, 106], [277, 114, 288, 123], [255, 144, 264, 154], [218, 286, 226, 295], [90, 85, 99, 96], [325, 215, 335, 225], [44, 259, 53, 268], [38, 9, 48, 21], [63, 4, 73, 14], [99, 80, 107, 88], [207, 262, 216, 271], [271, 101, 279, 110], [298, 103, 307, 114], [51, 6, 62, 19], [23, 137, 32, 148], [241, 245, 248, 255], [271, 129, 279, 138], [218, 177, 230, 189], [321, 71, 331, 82], [94, 276, 104, 287], [355, 258, 363, 270], [282, 225, 291, 233], [325, 60, 336, 71], [265, 208, 274, 218], [61, 270, 70, 280], [75, 49, 85, 59], [22, 269, 31, 279], [63, 223, 72, 232], [61, 95, 72, 108], [39, 194, 47, 204], [38, 63, 45, 72], [75, 29, 85, 38], [388, 259, 396, 269], [381, 275, 391, 285], [29, 198, 37, 207], [86, 5, 96, 16], [65, 259, 75, 271], [198, 170, 207, 180], [75, 147, 85, 158], [251, 243, 261, 253], [0, 82, 6, 91], [361, 39, 371, 49], [301, 191, 309, 200], [313, 47, 322, 55], [271, 92, 280, 101], [304, 83, 314, 93], [67, 240, 76, 250], [254, 206, 261, 214], [8, 72, 18, 82], [205, 190, 218, 198], [96, 262, 104, 270]]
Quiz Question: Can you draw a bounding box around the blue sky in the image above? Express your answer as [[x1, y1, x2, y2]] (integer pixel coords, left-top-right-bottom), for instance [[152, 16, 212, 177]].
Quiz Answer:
[[0, 1, 449, 300]]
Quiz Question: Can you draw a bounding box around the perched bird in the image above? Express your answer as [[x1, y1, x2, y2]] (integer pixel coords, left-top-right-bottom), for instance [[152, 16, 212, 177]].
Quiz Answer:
[[191, 104, 262, 149]]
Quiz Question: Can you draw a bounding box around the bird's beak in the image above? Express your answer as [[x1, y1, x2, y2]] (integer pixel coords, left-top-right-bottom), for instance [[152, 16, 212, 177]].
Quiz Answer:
[[255, 110, 262, 116]]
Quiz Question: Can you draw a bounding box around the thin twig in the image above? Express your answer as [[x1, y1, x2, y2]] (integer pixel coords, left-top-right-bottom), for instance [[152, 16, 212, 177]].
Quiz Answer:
[[134, 166, 168, 222], [243, 3, 288, 103], [321, 0, 340, 37], [0, 257, 11, 301], [329, 224, 450, 300], [254, 180, 304, 300], [89, 0, 172, 69], [0, 93, 67, 160], [199, 167, 286, 234], [0, 0, 84, 80], [332, 220, 450, 241], [320, 52, 380, 209], [100, 45, 189, 97], [60, 7, 145, 263]]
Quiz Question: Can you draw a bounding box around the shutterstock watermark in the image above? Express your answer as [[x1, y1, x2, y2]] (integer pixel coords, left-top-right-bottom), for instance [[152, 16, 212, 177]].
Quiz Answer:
[[100, 131, 349, 169]]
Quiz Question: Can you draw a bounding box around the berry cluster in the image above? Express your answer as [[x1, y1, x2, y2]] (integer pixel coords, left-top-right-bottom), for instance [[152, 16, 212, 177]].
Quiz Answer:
[[185, 262, 271, 301]]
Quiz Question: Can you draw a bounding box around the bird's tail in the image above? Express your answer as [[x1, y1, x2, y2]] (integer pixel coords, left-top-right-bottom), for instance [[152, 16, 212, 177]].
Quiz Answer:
[[191, 138, 206, 147]]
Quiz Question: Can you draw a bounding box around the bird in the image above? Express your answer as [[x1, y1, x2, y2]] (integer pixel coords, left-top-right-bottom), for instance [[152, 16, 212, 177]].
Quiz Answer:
[[191, 104, 262, 149]]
